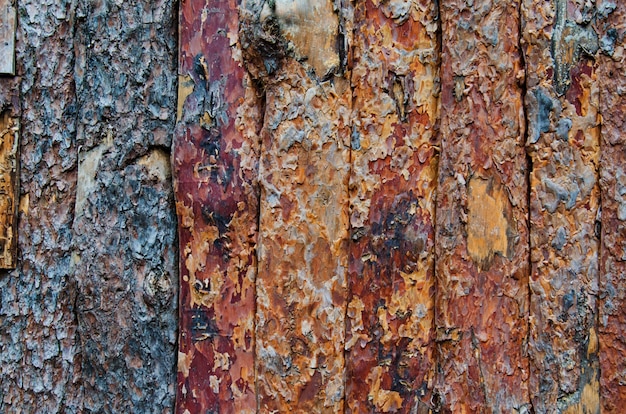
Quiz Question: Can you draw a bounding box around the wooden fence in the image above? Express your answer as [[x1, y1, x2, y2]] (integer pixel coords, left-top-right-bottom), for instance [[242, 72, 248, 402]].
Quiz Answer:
[[173, 0, 626, 412]]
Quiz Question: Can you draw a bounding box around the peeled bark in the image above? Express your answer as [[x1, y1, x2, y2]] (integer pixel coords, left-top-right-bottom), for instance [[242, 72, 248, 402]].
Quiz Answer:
[[6, 0, 626, 412], [345, 1, 439, 412], [0, 93, 19, 269], [173, 0, 261, 412], [434, 0, 530, 411], [522, 0, 601, 411], [598, 0, 626, 410], [241, 1, 352, 411]]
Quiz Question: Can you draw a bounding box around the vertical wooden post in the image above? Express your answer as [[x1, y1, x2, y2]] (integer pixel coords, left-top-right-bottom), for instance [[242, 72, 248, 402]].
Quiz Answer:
[[174, 0, 261, 412], [0, 0, 18, 268], [522, 0, 601, 411], [598, 0, 626, 410], [345, 1, 439, 412], [435, 0, 530, 411], [241, 1, 351, 411]]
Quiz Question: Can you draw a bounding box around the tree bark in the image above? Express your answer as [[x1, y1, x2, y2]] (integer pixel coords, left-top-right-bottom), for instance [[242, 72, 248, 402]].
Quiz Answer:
[[0, 0, 179, 412], [522, 1, 601, 411], [241, 1, 352, 411], [598, 0, 626, 410], [174, 0, 261, 412], [4, 0, 626, 412], [0, 1, 82, 411], [345, 1, 439, 413], [434, 0, 530, 411], [72, 0, 179, 411]]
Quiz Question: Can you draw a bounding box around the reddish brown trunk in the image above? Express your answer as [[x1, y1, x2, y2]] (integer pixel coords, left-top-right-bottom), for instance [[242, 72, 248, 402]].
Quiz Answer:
[[240, 0, 353, 408], [174, 0, 261, 411], [345, 1, 439, 412], [598, 0, 626, 411], [434, 0, 530, 411]]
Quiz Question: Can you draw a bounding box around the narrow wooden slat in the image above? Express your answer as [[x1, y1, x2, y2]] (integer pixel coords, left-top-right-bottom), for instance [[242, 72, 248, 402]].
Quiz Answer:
[[174, 0, 261, 411], [434, 0, 530, 410], [522, 0, 601, 411], [0, 0, 16, 75], [240, 0, 351, 411], [598, 1, 626, 410], [0, 0, 18, 269], [345, 1, 439, 412], [0, 107, 18, 269]]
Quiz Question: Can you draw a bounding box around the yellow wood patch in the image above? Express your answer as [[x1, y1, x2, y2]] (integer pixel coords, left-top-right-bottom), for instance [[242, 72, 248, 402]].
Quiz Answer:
[[467, 175, 513, 269], [0, 111, 18, 268]]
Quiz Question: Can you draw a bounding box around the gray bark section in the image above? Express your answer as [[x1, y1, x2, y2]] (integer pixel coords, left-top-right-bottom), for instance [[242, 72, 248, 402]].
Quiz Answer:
[[0, 1, 81, 411], [73, 0, 178, 411], [0, 0, 178, 412]]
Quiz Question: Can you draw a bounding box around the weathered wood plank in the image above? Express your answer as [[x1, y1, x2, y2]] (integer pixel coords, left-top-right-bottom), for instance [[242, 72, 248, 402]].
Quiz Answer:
[[0, 0, 16, 75], [174, 0, 261, 412], [522, 0, 601, 411], [598, 0, 626, 410], [434, 0, 530, 411], [345, 1, 439, 412], [0, 103, 18, 269], [241, 1, 351, 411]]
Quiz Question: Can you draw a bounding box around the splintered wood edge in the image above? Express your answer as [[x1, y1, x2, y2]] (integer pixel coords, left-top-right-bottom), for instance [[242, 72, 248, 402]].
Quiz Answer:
[[0, 112, 19, 268]]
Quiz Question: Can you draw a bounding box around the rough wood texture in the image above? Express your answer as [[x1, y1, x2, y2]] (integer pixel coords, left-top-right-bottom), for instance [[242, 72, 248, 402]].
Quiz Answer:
[[0, 2, 83, 411], [0, 1, 179, 411], [7, 0, 626, 412], [345, 1, 439, 412], [0, 108, 18, 268], [241, 1, 351, 411], [522, 0, 601, 411], [71, 0, 179, 412], [0, 0, 16, 75], [434, 0, 530, 411], [173, 0, 261, 412], [598, 0, 626, 411]]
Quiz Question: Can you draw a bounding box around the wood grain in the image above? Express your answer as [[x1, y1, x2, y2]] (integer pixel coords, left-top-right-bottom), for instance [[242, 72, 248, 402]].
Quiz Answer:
[[0, 0, 16, 75], [0, 110, 18, 268]]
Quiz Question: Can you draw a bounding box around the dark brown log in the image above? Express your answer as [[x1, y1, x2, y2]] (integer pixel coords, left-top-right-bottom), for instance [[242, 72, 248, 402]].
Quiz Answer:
[[434, 0, 530, 411], [522, 0, 601, 411], [174, 0, 261, 412], [345, 1, 439, 412], [598, 0, 626, 410]]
